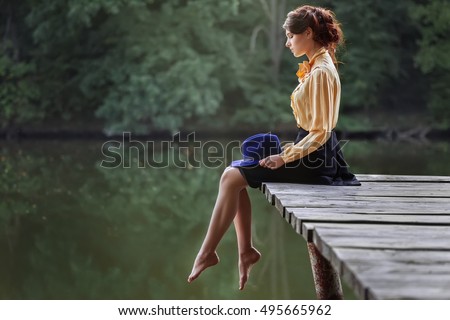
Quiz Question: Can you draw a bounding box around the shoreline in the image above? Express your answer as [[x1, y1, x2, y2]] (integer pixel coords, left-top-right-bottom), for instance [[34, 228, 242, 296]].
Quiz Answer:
[[1, 127, 448, 141]]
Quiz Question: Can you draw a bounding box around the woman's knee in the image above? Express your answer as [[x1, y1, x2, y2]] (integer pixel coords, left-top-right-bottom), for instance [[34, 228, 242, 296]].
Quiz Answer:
[[220, 167, 247, 188]]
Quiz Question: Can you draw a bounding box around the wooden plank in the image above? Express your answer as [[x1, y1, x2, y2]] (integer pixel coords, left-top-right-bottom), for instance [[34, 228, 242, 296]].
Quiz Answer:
[[277, 196, 450, 206], [273, 194, 450, 205], [288, 206, 450, 215], [265, 181, 450, 191], [269, 190, 450, 199], [287, 210, 450, 237], [273, 197, 450, 218], [264, 182, 450, 198], [368, 286, 450, 300], [333, 248, 450, 299], [350, 267, 450, 300], [349, 269, 450, 300], [264, 181, 450, 193], [336, 248, 450, 262], [355, 174, 450, 183], [305, 223, 450, 250]]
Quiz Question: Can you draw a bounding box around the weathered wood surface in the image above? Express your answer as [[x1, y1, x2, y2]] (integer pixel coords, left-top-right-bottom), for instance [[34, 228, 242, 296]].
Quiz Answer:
[[354, 174, 450, 182], [334, 249, 450, 299], [262, 174, 450, 299]]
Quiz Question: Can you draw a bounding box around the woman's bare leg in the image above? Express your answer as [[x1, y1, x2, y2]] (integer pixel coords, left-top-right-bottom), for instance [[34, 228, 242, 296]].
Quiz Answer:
[[188, 167, 248, 283], [234, 188, 261, 290]]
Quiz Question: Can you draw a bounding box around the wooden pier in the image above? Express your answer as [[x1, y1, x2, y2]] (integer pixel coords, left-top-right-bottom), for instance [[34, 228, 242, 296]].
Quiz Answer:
[[261, 174, 450, 299]]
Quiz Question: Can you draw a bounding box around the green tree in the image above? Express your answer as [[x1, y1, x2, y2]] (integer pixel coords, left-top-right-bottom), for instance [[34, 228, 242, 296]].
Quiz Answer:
[[0, 0, 41, 133], [332, 0, 420, 112], [227, 0, 298, 129], [410, 0, 450, 125], [23, 0, 249, 133], [91, 0, 243, 133], [2, 0, 449, 133]]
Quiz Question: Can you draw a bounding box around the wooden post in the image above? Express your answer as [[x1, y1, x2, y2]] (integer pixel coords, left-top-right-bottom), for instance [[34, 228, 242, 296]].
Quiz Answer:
[[307, 242, 343, 300]]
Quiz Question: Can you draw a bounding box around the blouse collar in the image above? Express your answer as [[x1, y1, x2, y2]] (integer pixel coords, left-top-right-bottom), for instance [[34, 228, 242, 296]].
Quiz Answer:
[[296, 47, 327, 81]]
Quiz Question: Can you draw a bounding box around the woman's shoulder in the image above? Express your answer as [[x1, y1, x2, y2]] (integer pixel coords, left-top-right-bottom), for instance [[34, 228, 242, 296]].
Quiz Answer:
[[308, 63, 339, 83], [309, 65, 339, 81]]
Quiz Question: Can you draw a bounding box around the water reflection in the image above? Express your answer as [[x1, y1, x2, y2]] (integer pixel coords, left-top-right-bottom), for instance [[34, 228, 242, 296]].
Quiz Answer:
[[0, 138, 449, 299]]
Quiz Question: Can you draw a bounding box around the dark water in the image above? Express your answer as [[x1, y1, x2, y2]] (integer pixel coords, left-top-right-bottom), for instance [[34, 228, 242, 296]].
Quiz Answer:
[[1, 138, 449, 299]]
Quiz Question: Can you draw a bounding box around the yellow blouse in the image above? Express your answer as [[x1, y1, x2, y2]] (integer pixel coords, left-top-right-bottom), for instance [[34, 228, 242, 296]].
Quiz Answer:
[[281, 48, 341, 164]]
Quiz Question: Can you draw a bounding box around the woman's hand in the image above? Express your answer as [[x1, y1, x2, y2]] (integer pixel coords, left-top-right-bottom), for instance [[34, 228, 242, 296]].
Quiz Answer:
[[259, 155, 285, 170]]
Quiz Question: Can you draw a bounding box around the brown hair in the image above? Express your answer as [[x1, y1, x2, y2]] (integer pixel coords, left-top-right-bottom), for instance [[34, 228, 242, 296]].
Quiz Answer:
[[282, 5, 344, 63]]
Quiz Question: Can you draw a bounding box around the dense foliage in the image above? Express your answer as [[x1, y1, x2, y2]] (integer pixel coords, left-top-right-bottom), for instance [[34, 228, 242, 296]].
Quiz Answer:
[[1, 0, 449, 133]]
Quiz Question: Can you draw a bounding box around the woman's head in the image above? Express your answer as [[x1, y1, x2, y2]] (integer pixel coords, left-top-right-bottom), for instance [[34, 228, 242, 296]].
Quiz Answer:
[[283, 5, 343, 62]]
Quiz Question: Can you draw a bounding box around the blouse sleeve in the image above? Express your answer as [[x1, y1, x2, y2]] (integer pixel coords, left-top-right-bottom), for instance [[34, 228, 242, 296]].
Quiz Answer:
[[281, 68, 336, 164]]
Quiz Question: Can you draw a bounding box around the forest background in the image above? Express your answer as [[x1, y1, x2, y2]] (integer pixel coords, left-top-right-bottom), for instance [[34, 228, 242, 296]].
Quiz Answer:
[[1, 0, 449, 136]]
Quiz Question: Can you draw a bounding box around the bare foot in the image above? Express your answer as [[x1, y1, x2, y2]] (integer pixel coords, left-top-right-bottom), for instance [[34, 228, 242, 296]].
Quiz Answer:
[[238, 247, 261, 290], [187, 251, 220, 283]]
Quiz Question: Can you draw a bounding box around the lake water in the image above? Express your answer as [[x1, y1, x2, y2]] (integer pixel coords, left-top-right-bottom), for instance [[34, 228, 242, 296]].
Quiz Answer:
[[1, 137, 449, 299]]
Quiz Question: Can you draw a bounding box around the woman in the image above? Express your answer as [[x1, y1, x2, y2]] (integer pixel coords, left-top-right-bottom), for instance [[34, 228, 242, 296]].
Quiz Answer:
[[188, 5, 360, 291]]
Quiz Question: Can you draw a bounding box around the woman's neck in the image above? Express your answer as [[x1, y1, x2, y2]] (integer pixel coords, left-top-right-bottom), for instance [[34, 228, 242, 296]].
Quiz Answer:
[[306, 44, 324, 61]]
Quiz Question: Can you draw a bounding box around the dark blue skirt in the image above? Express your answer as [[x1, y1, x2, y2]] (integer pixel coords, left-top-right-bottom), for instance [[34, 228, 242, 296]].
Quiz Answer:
[[237, 128, 361, 188]]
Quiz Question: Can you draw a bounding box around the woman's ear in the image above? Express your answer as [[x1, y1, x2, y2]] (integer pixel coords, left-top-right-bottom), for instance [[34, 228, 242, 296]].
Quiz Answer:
[[305, 27, 313, 39]]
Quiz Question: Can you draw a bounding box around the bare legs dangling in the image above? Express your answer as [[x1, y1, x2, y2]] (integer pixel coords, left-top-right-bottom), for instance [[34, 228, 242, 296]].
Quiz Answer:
[[188, 167, 261, 290], [234, 186, 261, 290]]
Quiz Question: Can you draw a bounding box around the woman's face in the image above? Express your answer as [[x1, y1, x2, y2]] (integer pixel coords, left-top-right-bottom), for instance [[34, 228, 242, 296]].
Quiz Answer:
[[285, 28, 311, 58]]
